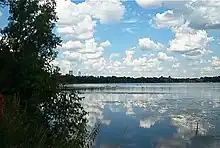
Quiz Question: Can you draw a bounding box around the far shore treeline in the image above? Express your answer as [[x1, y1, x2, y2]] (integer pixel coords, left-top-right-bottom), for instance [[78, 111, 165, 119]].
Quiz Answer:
[[59, 75, 220, 84]]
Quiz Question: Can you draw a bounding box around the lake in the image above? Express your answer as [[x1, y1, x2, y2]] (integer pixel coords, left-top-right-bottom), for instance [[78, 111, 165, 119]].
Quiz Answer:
[[70, 83, 220, 148]]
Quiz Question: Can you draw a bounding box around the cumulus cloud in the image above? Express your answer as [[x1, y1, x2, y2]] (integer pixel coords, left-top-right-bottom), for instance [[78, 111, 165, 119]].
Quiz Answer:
[[60, 41, 84, 50], [168, 23, 213, 58], [123, 50, 161, 69], [57, 15, 96, 40], [154, 10, 185, 28], [123, 50, 135, 65], [55, 0, 125, 40], [211, 57, 220, 68], [78, 38, 102, 54], [138, 38, 164, 50], [151, 0, 220, 30], [56, 0, 125, 26], [63, 51, 85, 62], [135, 0, 164, 9], [59, 38, 106, 66], [87, 0, 125, 24], [54, 0, 127, 76], [187, 1, 220, 30], [53, 0, 219, 77], [157, 52, 176, 62], [52, 59, 72, 74], [100, 40, 111, 48]]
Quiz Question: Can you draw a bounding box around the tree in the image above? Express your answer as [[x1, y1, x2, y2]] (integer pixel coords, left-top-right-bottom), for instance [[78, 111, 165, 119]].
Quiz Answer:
[[0, 0, 92, 147], [0, 0, 61, 110]]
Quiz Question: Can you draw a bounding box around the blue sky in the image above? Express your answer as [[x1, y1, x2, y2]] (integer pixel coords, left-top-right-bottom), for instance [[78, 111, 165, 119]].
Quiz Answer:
[[1, 0, 220, 77]]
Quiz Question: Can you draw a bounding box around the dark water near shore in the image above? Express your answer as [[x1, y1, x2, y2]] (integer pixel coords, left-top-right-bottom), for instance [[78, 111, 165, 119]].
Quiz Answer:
[[71, 83, 220, 148]]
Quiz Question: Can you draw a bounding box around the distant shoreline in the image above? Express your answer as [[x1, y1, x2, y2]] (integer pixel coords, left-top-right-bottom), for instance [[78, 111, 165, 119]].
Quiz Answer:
[[59, 75, 220, 84]]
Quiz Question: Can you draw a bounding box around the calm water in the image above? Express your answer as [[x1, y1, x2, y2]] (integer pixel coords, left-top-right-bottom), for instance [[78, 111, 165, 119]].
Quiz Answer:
[[73, 83, 220, 148]]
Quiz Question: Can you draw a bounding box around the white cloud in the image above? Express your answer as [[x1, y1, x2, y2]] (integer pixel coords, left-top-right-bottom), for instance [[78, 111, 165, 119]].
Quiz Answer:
[[157, 52, 176, 62], [52, 59, 72, 74], [123, 50, 161, 69], [135, 0, 164, 9], [123, 50, 135, 65], [211, 57, 220, 68], [53, 0, 219, 77], [168, 23, 213, 58], [87, 0, 125, 24], [154, 10, 185, 28], [125, 50, 135, 59], [55, 0, 127, 76], [60, 41, 84, 50], [172, 63, 180, 68], [57, 15, 96, 40], [63, 51, 85, 62], [84, 51, 103, 60], [56, 0, 125, 24], [78, 38, 104, 54], [100, 40, 111, 48], [56, 0, 125, 39], [138, 38, 164, 50], [59, 38, 106, 65], [186, 1, 220, 29], [55, 0, 95, 39], [150, 1, 220, 30]]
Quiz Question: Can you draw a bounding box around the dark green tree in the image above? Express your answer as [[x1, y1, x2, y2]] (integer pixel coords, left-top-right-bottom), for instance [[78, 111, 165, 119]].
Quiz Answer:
[[0, 0, 61, 110], [0, 0, 93, 147]]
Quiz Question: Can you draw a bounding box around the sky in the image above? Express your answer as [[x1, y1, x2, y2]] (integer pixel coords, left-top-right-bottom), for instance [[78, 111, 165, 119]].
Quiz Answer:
[[0, 0, 220, 77]]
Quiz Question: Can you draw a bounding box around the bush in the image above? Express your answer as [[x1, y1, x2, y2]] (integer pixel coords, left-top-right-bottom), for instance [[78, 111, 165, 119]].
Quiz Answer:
[[0, 92, 97, 148]]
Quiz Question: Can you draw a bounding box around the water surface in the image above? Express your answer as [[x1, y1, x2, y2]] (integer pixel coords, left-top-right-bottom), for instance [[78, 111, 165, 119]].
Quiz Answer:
[[74, 83, 220, 148]]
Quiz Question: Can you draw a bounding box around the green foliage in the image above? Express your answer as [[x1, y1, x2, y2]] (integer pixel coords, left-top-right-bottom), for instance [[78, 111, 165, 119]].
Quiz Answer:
[[41, 91, 88, 147], [0, 95, 49, 148], [0, 0, 61, 110], [0, 0, 98, 147], [0, 95, 98, 148]]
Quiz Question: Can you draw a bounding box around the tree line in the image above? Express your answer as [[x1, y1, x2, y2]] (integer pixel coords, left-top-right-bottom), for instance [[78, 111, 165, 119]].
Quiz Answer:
[[60, 75, 220, 84]]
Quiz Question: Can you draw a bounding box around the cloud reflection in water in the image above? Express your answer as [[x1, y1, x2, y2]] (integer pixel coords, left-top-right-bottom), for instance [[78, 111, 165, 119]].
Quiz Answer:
[[78, 83, 220, 147]]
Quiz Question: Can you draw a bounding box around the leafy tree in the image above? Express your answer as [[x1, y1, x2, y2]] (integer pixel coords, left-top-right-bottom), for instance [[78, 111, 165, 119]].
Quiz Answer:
[[0, 0, 61, 111], [0, 0, 93, 147]]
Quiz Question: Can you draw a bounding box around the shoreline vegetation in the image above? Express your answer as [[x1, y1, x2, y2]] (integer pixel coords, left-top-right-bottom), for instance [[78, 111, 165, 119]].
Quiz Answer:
[[60, 75, 220, 84], [0, 0, 97, 147]]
